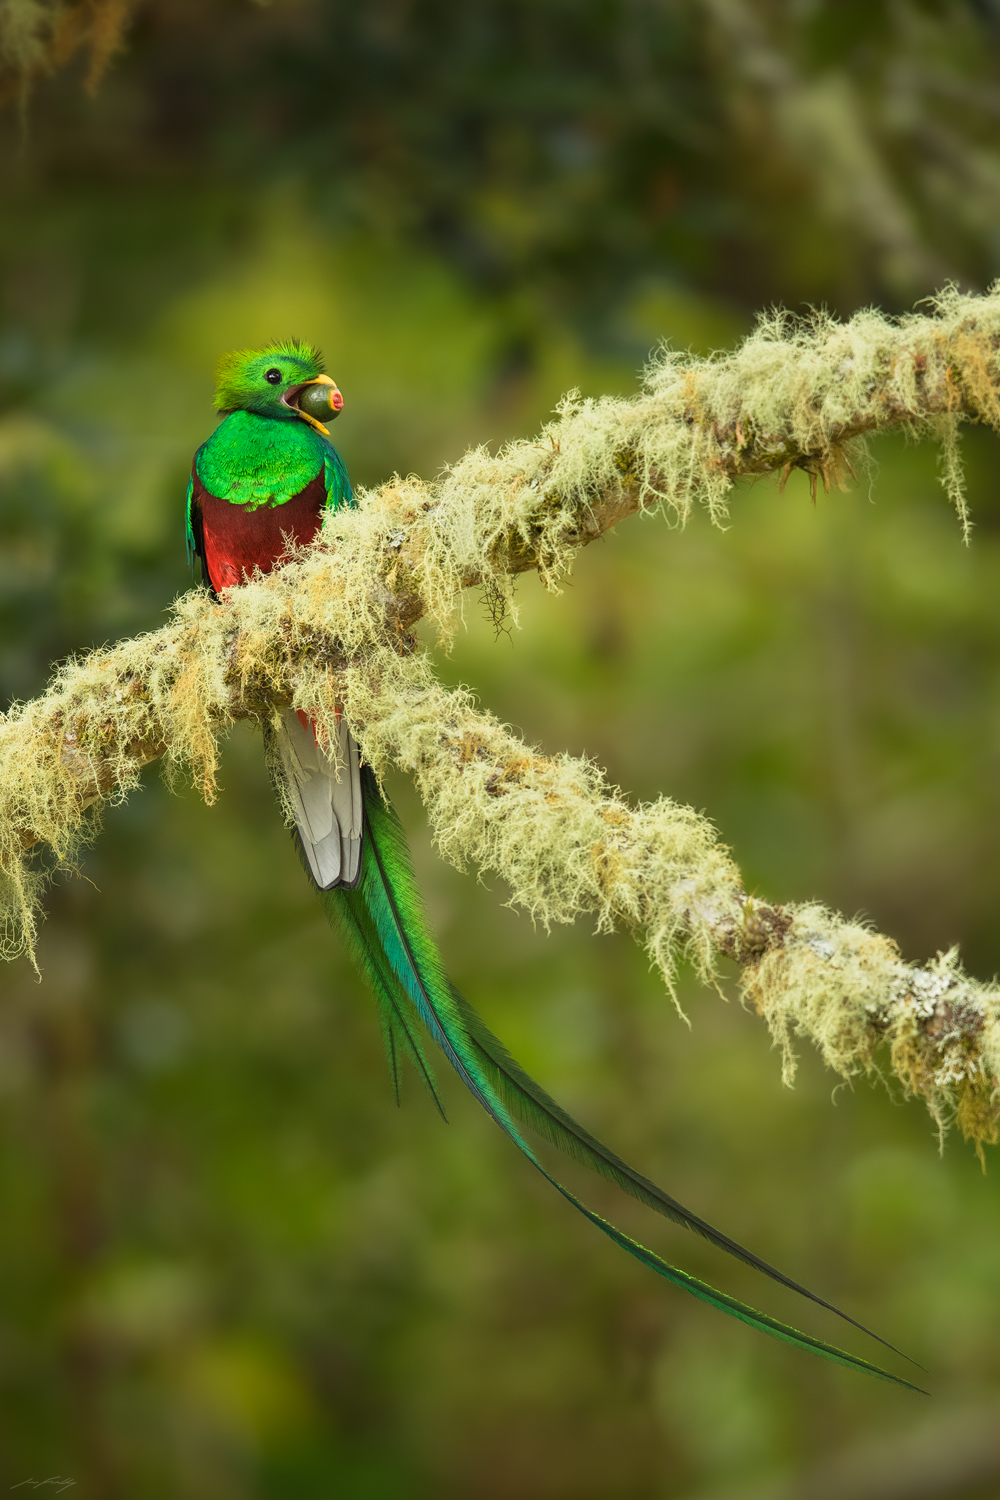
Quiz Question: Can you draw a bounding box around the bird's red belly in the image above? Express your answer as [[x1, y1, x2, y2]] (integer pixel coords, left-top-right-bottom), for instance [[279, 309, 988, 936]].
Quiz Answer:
[[197, 477, 326, 592]]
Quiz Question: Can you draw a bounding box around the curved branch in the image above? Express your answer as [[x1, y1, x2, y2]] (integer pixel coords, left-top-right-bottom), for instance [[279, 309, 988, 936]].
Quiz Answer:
[[2, 286, 1000, 1142], [346, 655, 1000, 1155]]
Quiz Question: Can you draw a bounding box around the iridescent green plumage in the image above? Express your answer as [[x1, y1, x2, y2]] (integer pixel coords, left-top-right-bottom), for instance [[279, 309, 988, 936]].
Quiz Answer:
[[185, 340, 351, 568], [190, 341, 923, 1392], [322, 773, 924, 1392], [196, 411, 324, 510], [213, 339, 326, 414]]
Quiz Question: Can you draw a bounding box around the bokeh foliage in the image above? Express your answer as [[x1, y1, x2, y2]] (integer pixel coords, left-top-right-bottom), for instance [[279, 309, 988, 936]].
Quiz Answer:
[[2, 3, 1000, 1497]]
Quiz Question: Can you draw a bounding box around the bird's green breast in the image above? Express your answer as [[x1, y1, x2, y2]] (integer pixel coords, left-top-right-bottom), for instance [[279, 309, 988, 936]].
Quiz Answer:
[[196, 410, 324, 510]]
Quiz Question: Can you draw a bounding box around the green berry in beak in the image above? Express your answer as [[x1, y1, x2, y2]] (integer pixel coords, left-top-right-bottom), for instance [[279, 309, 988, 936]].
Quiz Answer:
[[297, 381, 343, 421]]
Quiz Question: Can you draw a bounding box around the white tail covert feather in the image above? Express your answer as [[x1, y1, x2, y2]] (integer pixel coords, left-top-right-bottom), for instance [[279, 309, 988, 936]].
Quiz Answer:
[[276, 709, 363, 888]]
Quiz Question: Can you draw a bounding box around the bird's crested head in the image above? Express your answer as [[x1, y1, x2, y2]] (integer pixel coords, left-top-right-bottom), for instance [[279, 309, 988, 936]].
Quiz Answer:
[[213, 340, 343, 433]]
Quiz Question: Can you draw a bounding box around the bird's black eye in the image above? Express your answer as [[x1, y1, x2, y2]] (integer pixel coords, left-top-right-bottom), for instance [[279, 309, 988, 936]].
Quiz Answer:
[[264, 367, 283, 385]]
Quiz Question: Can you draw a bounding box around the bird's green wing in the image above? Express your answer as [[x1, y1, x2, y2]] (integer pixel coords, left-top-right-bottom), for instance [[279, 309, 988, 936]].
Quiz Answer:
[[185, 471, 196, 570], [327, 772, 924, 1392], [321, 440, 354, 514]]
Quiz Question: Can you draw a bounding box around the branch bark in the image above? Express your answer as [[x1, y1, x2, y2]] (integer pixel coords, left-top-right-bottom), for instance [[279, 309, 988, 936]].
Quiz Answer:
[[3, 286, 1000, 1142]]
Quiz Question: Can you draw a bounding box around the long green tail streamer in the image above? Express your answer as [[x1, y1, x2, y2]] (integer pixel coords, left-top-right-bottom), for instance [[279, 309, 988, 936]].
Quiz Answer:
[[318, 771, 924, 1392]]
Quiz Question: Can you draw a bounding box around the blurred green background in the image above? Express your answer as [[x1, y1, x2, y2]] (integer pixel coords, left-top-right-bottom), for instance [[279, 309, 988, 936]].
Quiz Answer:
[[4, 2, 1000, 1496]]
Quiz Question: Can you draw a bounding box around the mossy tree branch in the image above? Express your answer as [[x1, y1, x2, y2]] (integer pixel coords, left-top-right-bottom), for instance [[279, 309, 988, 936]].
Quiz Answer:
[[4, 286, 1000, 1144], [346, 655, 1000, 1159]]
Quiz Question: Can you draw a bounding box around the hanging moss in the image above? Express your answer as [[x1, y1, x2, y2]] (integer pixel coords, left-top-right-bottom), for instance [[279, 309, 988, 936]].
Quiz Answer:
[[0, 0, 135, 102], [3, 286, 1000, 1139]]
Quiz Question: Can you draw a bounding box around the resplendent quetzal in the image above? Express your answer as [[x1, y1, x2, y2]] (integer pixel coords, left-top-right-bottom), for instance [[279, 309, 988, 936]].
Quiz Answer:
[[185, 341, 920, 1390]]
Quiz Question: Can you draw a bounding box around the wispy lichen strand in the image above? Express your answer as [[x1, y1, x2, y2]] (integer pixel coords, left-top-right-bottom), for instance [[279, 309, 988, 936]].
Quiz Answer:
[[3, 287, 1000, 1142], [0, 0, 134, 100]]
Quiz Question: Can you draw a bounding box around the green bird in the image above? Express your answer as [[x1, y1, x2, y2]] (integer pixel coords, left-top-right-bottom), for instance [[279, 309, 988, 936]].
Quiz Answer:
[[186, 341, 922, 1391]]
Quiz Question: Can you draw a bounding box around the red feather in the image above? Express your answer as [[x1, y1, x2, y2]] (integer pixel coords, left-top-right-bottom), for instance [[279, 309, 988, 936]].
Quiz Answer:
[[192, 473, 326, 592]]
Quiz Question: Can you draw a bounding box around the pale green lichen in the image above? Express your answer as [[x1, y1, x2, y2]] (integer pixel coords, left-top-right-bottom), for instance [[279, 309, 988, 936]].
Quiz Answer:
[[338, 651, 740, 1007], [745, 904, 1000, 1157], [3, 286, 1000, 1141]]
